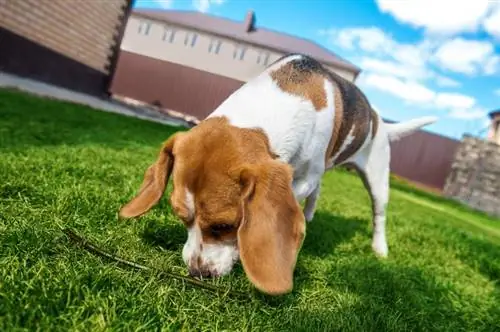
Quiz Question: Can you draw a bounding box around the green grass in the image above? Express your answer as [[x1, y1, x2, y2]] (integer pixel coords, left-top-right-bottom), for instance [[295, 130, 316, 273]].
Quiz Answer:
[[1, 87, 500, 331]]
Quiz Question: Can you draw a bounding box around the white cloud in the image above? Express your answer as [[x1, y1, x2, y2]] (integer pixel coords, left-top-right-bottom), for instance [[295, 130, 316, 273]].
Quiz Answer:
[[359, 73, 480, 119], [433, 38, 499, 75], [322, 27, 432, 64], [325, 26, 500, 77], [360, 73, 436, 104], [322, 27, 436, 80], [330, 27, 394, 53], [359, 58, 430, 81], [391, 43, 429, 68], [376, 0, 491, 35], [484, 5, 500, 38], [192, 0, 225, 13], [376, 0, 500, 40], [448, 108, 487, 119], [494, 88, 500, 96], [434, 93, 476, 110], [484, 56, 500, 75], [321, 24, 494, 122], [435, 76, 461, 87], [323, 26, 481, 90]]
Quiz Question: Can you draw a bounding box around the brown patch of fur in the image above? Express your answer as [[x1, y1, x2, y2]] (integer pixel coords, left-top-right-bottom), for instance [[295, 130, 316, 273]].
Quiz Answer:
[[118, 133, 181, 219], [237, 160, 305, 295], [324, 84, 344, 166], [371, 109, 379, 139], [270, 63, 327, 111], [324, 74, 375, 166]]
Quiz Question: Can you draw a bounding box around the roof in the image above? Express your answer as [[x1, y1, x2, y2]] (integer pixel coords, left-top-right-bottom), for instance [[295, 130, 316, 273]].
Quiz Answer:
[[131, 9, 361, 76], [488, 109, 500, 119]]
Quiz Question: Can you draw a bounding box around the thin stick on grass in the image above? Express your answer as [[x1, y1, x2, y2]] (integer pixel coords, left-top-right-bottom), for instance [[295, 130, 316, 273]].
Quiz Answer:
[[62, 228, 249, 299]]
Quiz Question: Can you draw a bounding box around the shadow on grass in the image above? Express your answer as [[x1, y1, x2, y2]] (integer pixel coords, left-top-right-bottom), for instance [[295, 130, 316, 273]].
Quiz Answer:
[[457, 233, 500, 284], [140, 219, 186, 252], [280, 217, 500, 331], [301, 210, 368, 258], [280, 262, 482, 331]]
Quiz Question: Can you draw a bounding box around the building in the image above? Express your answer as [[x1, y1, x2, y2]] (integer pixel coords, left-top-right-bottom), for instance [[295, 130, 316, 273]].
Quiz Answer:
[[0, 3, 465, 194], [109, 9, 361, 120], [487, 110, 500, 145], [108, 8, 462, 192], [0, 0, 134, 96]]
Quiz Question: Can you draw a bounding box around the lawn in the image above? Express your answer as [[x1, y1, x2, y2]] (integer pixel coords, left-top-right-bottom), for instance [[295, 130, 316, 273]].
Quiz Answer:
[[1, 87, 499, 331]]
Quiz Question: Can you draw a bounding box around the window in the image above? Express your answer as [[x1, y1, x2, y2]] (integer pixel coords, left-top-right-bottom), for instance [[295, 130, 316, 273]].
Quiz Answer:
[[162, 27, 176, 43], [233, 45, 247, 60], [208, 39, 222, 54], [138, 21, 151, 35], [257, 51, 271, 65], [184, 32, 198, 47]]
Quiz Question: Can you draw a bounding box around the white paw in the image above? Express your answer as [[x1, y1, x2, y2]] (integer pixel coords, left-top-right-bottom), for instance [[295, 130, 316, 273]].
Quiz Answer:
[[304, 209, 315, 222], [372, 237, 388, 258]]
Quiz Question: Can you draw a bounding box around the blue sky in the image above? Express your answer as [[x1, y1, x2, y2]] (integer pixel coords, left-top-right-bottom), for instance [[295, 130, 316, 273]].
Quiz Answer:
[[134, 0, 500, 140]]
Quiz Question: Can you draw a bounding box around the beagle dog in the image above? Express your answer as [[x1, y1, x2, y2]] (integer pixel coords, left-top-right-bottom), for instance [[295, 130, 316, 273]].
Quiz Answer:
[[119, 53, 437, 295]]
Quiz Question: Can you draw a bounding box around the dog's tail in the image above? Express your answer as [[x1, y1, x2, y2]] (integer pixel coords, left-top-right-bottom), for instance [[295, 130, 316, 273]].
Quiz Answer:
[[385, 116, 438, 142]]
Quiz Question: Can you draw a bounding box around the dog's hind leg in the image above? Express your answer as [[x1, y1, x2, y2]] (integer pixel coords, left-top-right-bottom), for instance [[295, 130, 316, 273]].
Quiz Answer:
[[349, 133, 391, 258]]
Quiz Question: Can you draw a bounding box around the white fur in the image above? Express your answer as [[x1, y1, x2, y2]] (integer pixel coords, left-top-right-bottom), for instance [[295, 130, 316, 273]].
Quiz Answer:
[[329, 126, 355, 164], [185, 190, 195, 220], [206, 54, 438, 258], [386, 116, 438, 142], [182, 223, 239, 277], [182, 224, 200, 268]]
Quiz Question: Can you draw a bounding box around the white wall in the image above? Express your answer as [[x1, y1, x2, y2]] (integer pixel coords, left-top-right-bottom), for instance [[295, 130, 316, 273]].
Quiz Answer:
[[120, 15, 356, 83]]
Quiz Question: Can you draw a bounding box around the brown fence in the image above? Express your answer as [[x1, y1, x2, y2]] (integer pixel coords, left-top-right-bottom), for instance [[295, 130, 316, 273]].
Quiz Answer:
[[109, 51, 245, 119], [109, 51, 459, 192], [389, 128, 460, 190]]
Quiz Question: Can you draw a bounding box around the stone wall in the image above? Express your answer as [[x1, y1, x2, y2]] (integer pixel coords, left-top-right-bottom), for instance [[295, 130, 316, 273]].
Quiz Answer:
[[443, 135, 500, 218]]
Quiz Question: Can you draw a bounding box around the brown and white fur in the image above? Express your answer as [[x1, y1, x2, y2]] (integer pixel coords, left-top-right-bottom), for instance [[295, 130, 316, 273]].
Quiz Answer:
[[119, 53, 438, 295]]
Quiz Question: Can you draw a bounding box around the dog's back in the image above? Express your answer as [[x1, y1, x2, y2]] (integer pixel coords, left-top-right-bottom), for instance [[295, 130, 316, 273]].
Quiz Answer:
[[208, 53, 436, 180]]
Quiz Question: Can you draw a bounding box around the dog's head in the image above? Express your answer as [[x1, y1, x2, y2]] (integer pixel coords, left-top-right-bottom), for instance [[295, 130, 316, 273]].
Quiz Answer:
[[119, 117, 305, 295]]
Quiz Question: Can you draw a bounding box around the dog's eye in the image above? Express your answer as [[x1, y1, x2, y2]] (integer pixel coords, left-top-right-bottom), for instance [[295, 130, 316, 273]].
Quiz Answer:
[[210, 223, 234, 237]]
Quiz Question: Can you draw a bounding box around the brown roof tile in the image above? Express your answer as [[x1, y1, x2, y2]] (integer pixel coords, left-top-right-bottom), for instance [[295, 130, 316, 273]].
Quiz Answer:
[[132, 9, 361, 75]]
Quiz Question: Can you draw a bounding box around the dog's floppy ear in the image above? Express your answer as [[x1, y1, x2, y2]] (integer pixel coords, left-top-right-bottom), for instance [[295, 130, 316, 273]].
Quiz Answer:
[[119, 133, 183, 218], [237, 161, 305, 295]]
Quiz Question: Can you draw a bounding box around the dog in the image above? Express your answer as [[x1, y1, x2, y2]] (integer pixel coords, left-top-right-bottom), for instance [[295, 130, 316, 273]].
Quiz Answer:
[[118, 53, 437, 295]]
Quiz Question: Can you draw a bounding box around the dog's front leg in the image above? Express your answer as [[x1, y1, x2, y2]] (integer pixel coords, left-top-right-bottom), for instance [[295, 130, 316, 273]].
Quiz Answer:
[[303, 184, 320, 222], [292, 180, 313, 202]]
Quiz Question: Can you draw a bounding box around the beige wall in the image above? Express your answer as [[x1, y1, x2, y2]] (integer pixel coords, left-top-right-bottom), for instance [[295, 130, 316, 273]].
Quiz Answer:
[[487, 115, 500, 145], [120, 15, 356, 83], [0, 0, 128, 73]]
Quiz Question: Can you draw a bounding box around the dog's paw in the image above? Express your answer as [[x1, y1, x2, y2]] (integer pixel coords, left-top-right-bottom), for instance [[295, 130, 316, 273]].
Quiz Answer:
[[372, 238, 388, 258], [303, 208, 315, 222], [304, 212, 315, 222]]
